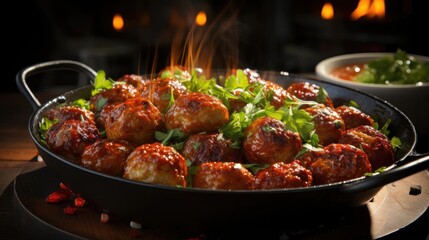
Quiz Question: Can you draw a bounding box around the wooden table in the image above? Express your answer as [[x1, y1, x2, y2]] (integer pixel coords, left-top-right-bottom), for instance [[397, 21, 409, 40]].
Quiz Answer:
[[1, 92, 428, 239]]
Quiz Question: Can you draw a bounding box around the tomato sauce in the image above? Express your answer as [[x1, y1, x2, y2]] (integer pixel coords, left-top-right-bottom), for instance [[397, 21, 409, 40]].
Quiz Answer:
[[330, 63, 365, 81]]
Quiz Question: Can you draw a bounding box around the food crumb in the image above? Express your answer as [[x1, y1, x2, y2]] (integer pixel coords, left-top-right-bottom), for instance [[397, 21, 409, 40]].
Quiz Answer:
[[409, 185, 422, 195], [100, 213, 110, 223], [130, 221, 142, 229]]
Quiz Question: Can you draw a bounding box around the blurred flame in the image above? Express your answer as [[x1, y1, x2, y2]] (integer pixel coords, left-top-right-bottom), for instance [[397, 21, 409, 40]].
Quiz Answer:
[[113, 14, 124, 31], [351, 0, 385, 20], [166, 2, 238, 77], [195, 11, 207, 26], [321, 2, 334, 20]]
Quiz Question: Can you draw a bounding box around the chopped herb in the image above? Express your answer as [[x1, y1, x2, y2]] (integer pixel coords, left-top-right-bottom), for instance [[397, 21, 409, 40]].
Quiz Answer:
[[91, 70, 114, 96], [155, 129, 186, 150]]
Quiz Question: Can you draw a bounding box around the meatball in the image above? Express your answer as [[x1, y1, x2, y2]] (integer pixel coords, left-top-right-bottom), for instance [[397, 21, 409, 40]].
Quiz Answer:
[[90, 83, 139, 120], [46, 106, 95, 125], [339, 125, 394, 170], [123, 143, 187, 187], [243, 117, 302, 164], [116, 74, 147, 92], [264, 80, 291, 109], [181, 133, 243, 166], [164, 92, 229, 136], [104, 97, 164, 146], [254, 161, 313, 189], [97, 104, 115, 131], [335, 105, 375, 130], [45, 119, 99, 163], [299, 143, 372, 185], [193, 162, 254, 190], [286, 82, 334, 108], [81, 139, 133, 176], [304, 105, 345, 146], [140, 77, 188, 113]]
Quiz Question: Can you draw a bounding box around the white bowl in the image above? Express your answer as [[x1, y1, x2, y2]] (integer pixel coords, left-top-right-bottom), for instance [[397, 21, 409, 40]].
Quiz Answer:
[[315, 52, 429, 140]]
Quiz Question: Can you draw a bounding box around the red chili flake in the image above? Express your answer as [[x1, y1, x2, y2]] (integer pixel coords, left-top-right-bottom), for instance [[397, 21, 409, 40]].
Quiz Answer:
[[45, 190, 71, 203], [74, 196, 86, 207], [59, 182, 70, 191], [64, 205, 77, 215]]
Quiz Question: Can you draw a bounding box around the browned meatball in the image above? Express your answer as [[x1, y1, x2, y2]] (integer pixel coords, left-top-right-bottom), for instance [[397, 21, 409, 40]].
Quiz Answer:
[[264, 80, 291, 109], [254, 160, 313, 189], [123, 143, 187, 187], [335, 105, 375, 130], [299, 143, 372, 185], [104, 97, 164, 146], [193, 162, 254, 190], [81, 139, 133, 176], [90, 83, 139, 116], [46, 106, 96, 125], [243, 117, 302, 164], [339, 125, 394, 170], [116, 74, 147, 92], [286, 82, 334, 108], [97, 104, 115, 131], [304, 105, 345, 146], [237, 69, 292, 109], [45, 119, 99, 163], [140, 77, 188, 113], [164, 92, 229, 136], [181, 133, 243, 166]]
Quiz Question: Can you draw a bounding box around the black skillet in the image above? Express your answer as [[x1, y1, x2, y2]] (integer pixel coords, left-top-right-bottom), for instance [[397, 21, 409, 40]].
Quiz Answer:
[[16, 60, 429, 232]]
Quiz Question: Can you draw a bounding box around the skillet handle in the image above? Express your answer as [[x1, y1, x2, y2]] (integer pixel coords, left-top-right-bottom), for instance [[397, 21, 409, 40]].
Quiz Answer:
[[341, 153, 429, 194], [15, 60, 97, 111]]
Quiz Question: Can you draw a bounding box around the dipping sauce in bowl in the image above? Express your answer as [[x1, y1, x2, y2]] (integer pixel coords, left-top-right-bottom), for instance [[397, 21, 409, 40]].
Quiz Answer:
[[316, 51, 429, 140], [330, 63, 365, 81]]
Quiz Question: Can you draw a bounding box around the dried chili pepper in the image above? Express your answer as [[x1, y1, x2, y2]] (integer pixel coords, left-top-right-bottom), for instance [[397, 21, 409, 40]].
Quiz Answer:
[[64, 205, 77, 215], [74, 196, 86, 207], [45, 190, 71, 203]]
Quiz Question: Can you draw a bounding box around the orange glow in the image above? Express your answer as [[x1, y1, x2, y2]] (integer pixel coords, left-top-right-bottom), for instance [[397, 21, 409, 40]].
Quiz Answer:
[[351, 0, 385, 20], [195, 11, 207, 26], [321, 2, 334, 20], [113, 14, 124, 31]]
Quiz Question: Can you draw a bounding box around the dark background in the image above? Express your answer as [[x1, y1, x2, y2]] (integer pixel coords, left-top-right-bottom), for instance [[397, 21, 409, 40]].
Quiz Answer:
[[5, 0, 429, 93]]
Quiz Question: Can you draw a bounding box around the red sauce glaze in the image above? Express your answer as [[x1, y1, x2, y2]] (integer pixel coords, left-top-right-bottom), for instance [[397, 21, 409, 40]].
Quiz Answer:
[[46, 119, 99, 163], [105, 97, 164, 146], [254, 160, 313, 189], [286, 82, 334, 108], [304, 105, 345, 146], [299, 143, 372, 185], [339, 125, 394, 170], [335, 105, 375, 130], [124, 143, 187, 187], [164, 92, 229, 136], [181, 133, 243, 166], [81, 139, 134, 176], [46, 106, 96, 125], [193, 162, 255, 190], [243, 117, 302, 165], [140, 77, 188, 114]]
